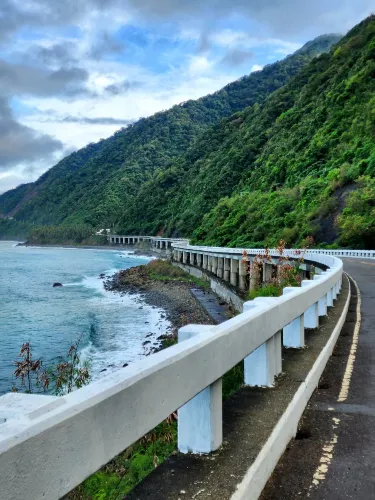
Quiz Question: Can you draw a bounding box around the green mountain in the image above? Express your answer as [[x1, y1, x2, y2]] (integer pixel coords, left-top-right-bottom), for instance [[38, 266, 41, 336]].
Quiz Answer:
[[117, 16, 375, 249], [0, 34, 340, 237]]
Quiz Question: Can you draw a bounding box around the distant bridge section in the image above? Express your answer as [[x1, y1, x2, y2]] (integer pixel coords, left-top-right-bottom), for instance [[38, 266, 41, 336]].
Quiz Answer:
[[107, 234, 189, 250]]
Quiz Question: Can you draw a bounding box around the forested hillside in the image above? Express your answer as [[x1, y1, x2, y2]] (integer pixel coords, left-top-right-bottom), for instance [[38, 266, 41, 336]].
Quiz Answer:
[[0, 34, 339, 236], [118, 16, 375, 249]]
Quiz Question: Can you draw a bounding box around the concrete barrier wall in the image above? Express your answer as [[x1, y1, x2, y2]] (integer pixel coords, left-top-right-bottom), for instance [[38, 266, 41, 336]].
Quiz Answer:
[[0, 247, 344, 500], [174, 262, 244, 312]]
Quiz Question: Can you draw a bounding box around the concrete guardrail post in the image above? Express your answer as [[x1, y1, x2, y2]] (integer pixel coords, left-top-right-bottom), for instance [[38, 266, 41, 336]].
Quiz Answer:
[[211, 256, 218, 275], [207, 255, 212, 272], [190, 252, 195, 266], [313, 275, 328, 316], [223, 258, 230, 281], [202, 254, 208, 270], [332, 282, 338, 300], [242, 298, 282, 386], [230, 259, 238, 287], [263, 263, 273, 282], [217, 257, 224, 278], [238, 260, 247, 291], [327, 287, 334, 307], [301, 280, 319, 328], [282, 287, 305, 348], [177, 325, 222, 454]]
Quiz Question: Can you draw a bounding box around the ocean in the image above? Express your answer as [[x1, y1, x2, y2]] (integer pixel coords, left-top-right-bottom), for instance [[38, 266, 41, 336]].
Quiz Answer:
[[0, 241, 169, 395]]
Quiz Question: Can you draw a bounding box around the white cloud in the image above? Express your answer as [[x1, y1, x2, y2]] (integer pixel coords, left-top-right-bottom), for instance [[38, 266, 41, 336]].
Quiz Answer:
[[2, 0, 373, 192], [210, 29, 302, 53], [186, 55, 213, 76]]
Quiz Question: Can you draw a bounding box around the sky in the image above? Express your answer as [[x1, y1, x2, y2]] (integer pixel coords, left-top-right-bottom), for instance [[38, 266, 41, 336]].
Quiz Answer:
[[0, 1, 373, 194]]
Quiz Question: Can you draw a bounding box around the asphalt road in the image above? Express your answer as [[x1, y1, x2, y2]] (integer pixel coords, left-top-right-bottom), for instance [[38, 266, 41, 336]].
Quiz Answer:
[[261, 258, 375, 499]]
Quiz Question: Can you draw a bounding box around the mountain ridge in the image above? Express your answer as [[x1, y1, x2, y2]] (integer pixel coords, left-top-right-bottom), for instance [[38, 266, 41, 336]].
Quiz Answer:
[[0, 33, 341, 233]]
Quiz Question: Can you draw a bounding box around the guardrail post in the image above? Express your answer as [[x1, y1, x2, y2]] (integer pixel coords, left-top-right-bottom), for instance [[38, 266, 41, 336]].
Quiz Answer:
[[224, 258, 230, 281], [301, 280, 319, 328], [313, 275, 328, 316], [211, 256, 218, 275], [238, 260, 247, 291], [282, 287, 304, 347], [263, 263, 273, 282], [202, 254, 208, 270], [207, 255, 212, 272], [332, 282, 338, 300], [178, 325, 222, 454], [243, 298, 282, 386], [230, 259, 238, 287], [327, 287, 334, 307], [249, 262, 257, 291], [197, 253, 203, 268], [217, 257, 224, 278]]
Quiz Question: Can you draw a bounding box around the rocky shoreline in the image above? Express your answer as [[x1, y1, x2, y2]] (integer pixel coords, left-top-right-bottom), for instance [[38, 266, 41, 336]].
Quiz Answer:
[[103, 262, 216, 354]]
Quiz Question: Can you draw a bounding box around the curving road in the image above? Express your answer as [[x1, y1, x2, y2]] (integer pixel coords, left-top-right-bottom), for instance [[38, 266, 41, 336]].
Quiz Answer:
[[261, 258, 375, 499]]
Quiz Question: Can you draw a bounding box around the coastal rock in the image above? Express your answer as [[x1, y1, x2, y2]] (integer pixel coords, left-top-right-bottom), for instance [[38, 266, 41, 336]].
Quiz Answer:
[[99, 273, 106, 279], [123, 363, 129, 368], [157, 334, 169, 340], [143, 340, 151, 346], [53, 282, 63, 287]]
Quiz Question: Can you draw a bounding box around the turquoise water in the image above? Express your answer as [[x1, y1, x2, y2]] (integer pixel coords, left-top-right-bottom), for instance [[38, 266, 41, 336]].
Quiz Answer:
[[0, 241, 169, 395]]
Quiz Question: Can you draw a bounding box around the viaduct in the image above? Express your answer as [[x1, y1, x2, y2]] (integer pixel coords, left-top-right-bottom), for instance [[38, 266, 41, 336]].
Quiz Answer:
[[0, 236, 374, 499]]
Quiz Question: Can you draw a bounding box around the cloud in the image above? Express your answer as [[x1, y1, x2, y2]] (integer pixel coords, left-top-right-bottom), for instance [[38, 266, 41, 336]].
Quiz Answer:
[[0, 97, 63, 171], [23, 41, 79, 66], [0, 59, 90, 98], [50, 115, 135, 125], [220, 49, 254, 67], [125, 0, 374, 36], [88, 32, 126, 59], [104, 79, 142, 95], [2, 0, 373, 44]]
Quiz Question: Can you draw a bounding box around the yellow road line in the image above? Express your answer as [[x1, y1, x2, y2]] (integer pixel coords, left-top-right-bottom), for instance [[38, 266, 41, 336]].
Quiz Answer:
[[337, 274, 361, 402], [309, 274, 361, 493]]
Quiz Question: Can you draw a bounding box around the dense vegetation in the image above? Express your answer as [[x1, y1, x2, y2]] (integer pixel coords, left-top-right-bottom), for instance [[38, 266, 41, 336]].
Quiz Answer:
[[26, 225, 106, 246], [0, 35, 340, 241], [118, 17, 375, 249]]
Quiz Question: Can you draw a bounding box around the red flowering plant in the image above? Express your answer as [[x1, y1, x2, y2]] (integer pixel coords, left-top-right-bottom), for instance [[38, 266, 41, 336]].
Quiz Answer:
[[12, 333, 90, 396], [245, 237, 314, 299]]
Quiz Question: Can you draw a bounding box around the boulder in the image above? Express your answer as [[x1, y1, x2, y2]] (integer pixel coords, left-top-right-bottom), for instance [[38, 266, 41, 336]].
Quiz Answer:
[[53, 282, 63, 287]]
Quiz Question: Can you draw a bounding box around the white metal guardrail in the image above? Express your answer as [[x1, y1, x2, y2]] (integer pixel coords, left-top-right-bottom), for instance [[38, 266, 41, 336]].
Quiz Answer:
[[0, 247, 344, 499]]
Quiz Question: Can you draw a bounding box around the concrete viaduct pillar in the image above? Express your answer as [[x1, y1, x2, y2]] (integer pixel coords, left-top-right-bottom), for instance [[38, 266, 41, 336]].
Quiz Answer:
[[211, 257, 218, 275], [223, 258, 230, 282], [202, 254, 208, 270], [230, 259, 238, 287], [217, 257, 224, 279], [238, 260, 247, 291]]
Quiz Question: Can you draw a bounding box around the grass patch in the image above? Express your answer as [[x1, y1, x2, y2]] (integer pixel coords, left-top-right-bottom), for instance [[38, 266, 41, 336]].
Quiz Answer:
[[248, 283, 282, 300], [147, 259, 210, 288]]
